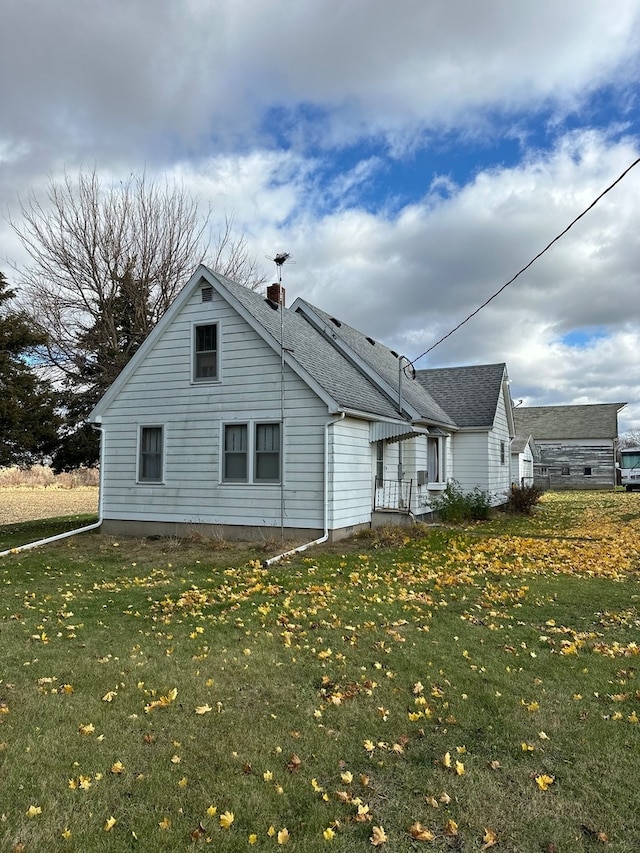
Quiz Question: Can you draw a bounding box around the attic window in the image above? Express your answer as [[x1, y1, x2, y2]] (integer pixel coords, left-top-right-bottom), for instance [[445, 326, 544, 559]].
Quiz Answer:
[[330, 317, 342, 327], [366, 336, 376, 346], [201, 286, 213, 303], [193, 323, 218, 381]]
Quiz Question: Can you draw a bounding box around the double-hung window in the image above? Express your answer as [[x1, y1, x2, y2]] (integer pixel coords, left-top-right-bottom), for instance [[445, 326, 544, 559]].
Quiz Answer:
[[139, 426, 164, 483], [224, 424, 248, 481], [223, 422, 281, 483], [194, 323, 218, 381], [255, 423, 280, 482]]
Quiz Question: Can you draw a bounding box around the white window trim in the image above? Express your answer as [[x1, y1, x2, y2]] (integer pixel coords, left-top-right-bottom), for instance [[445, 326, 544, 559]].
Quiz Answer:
[[191, 320, 221, 384], [427, 434, 445, 486], [137, 424, 165, 484], [220, 419, 282, 485]]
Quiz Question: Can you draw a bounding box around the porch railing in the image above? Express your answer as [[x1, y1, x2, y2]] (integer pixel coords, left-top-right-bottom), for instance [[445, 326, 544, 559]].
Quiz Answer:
[[374, 478, 413, 512]]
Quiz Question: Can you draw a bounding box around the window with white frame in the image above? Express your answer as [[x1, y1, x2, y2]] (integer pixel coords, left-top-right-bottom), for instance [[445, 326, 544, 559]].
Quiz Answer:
[[427, 436, 441, 482], [500, 440, 506, 464], [139, 426, 164, 483], [193, 323, 218, 381], [375, 441, 384, 483], [223, 422, 281, 483]]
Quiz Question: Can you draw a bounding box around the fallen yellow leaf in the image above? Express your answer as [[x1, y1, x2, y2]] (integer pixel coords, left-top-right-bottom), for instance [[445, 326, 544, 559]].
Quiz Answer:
[[409, 821, 435, 841], [370, 825, 388, 846], [219, 810, 234, 829], [535, 774, 555, 791], [277, 827, 290, 844]]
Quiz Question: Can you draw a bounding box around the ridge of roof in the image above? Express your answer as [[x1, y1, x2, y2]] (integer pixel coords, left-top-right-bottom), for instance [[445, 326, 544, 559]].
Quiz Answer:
[[209, 271, 413, 421], [291, 298, 457, 428]]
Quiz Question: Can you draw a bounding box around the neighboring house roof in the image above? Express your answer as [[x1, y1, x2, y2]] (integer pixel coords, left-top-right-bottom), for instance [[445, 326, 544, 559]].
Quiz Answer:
[[513, 403, 626, 441], [511, 435, 539, 462], [415, 363, 508, 428], [291, 299, 456, 428], [510, 434, 534, 454]]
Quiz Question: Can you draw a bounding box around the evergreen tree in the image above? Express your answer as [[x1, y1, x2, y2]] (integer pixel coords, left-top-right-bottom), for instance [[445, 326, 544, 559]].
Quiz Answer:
[[0, 272, 60, 467]]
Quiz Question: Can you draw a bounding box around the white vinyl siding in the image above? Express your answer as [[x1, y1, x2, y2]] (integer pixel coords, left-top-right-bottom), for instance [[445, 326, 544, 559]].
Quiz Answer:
[[487, 389, 512, 500], [451, 384, 512, 505], [98, 288, 327, 530], [329, 417, 374, 528]]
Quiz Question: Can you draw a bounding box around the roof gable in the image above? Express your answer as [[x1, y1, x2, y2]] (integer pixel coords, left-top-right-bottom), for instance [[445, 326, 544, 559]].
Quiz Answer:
[[91, 265, 433, 424], [416, 363, 508, 428]]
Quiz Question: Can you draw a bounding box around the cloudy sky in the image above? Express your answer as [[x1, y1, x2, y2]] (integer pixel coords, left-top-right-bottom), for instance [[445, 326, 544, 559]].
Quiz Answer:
[[1, 0, 639, 431]]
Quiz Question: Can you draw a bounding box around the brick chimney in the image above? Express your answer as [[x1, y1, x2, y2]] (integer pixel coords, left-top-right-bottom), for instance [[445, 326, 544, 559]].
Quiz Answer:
[[266, 283, 286, 306]]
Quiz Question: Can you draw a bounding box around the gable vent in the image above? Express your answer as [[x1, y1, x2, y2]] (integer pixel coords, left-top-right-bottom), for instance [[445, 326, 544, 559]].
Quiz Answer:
[[201, 286, 213, 303]]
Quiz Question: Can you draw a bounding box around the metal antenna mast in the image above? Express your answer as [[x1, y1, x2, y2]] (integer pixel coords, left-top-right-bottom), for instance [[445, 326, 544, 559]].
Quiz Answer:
[[265, 252, 294, 541]]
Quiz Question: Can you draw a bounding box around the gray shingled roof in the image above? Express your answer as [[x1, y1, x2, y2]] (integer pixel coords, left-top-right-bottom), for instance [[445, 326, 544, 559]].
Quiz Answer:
[[513, 404, 626, 440], [510, 435, 533, 453], [291, 299, 456, 427], [210, 272, 417, 421], [416, 363, 507, 428]]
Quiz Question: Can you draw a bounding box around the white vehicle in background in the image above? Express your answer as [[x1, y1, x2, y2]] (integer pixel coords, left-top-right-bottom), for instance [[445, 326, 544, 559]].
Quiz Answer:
[[619, 446, 640, 491]]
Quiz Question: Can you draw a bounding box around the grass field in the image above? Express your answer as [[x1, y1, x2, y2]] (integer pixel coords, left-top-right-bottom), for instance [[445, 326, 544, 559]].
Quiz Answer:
[[0, 486, 98, 526], [0, 491, 639, 851]]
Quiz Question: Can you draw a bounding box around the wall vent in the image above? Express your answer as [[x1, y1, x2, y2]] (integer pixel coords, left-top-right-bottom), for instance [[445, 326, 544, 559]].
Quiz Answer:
[[201, 286, 213, 302]]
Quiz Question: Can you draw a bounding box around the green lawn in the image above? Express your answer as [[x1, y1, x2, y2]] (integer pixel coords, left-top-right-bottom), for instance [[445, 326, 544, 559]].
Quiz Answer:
[[1, 492, 639, 851]]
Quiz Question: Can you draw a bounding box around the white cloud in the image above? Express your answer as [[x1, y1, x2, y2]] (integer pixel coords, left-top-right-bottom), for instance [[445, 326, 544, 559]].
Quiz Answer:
[[2, 0, 639, 160], [1, 1, 639, 433]]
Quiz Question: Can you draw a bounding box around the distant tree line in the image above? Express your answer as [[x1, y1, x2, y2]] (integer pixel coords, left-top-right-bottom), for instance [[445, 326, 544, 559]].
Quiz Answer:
[[1, 168, 265, 470]]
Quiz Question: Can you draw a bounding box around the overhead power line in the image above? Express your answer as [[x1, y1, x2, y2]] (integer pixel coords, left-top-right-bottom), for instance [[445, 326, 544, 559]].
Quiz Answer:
[[411, 155, 640, 366]]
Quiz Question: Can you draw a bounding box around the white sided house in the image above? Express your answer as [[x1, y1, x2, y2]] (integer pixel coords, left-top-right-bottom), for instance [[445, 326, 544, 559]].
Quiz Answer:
[[510, 434, 537, 487], [89, 265, 461, 542], [416, 364, 515, 504]]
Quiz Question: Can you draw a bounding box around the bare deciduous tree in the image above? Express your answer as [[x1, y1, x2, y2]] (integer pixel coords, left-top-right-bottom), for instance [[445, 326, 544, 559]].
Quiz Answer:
[[619, 429, 640, 449], [9, 168, 266, 468], [11, 168, 264, 386]]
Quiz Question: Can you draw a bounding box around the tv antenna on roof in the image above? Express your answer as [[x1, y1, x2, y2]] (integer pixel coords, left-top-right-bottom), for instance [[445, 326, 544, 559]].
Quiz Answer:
[[266, 252, 295, 283]]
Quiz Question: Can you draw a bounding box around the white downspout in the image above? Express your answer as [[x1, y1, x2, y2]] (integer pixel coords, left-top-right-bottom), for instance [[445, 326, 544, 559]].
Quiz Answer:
[[0, 425, 105, 558], [265, 412, 345, 566]]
